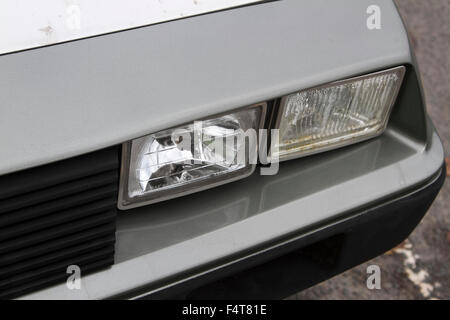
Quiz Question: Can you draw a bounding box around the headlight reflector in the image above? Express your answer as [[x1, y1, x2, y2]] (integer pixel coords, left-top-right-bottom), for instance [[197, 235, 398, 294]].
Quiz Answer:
[[119, 104, 266, 209], [273, 66, 405, 161]]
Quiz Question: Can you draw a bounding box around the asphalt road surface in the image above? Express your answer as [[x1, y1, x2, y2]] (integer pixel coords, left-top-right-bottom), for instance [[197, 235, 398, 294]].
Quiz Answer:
[[290, 0, 449, 300]]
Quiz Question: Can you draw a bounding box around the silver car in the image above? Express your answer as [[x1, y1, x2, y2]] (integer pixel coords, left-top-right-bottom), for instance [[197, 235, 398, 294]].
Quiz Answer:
[[0, 0, 445, 299]]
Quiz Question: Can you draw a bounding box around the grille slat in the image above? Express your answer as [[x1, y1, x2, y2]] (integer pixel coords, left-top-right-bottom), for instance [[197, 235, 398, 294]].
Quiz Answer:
[[0, 146, 119, 299], [0, 211, 116, 255], [0, 223, 116, 267], [0, 147, 119, 200], [0, 246, 114, 292], [0, 257, 115, 299], [0, 170, 118, 214], [0, 184, 118, 228], [0, 198, 116, 242], [0, 237, 115, 279]]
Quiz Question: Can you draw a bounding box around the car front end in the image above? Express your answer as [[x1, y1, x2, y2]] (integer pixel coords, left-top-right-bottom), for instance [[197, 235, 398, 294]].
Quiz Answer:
[[0, 0, 445, 300]]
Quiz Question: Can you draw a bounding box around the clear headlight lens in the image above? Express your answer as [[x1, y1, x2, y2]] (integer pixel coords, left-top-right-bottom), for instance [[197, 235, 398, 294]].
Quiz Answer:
[[273, 66, 405, 161], [119, 104, 266, 209]]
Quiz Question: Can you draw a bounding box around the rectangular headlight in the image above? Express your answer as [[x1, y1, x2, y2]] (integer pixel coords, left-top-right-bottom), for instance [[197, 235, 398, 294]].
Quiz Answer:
[[272, 66, 405, 161], [119, 104, 266, 209]]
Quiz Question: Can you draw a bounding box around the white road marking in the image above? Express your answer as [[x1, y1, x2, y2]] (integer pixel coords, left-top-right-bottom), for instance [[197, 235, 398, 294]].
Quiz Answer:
[[392, 240, 439, 299]]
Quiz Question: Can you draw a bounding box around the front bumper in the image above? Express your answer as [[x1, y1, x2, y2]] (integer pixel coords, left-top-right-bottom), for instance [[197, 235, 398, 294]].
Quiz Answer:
[[20, 114, 445, 299], [160, 161, 447, 299]]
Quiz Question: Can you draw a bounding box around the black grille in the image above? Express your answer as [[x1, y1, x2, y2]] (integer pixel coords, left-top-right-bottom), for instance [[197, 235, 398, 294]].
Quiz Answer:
[[0, 146, 120, 299]]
